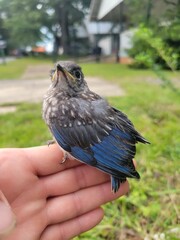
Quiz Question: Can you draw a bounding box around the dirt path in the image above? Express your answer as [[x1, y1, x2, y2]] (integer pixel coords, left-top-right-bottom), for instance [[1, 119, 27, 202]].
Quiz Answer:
[[0, 64, 125, 113]]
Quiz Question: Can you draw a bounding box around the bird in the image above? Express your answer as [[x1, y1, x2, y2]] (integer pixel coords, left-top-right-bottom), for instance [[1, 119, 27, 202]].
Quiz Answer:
[[43, 61, 150, 193]]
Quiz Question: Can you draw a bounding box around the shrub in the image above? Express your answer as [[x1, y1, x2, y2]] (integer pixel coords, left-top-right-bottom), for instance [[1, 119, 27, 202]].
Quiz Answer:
[[128, 25, 179, 70]]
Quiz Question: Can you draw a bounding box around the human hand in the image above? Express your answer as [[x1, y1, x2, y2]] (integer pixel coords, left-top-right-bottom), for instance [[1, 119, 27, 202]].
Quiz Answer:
[[0, 144, 129, 240]]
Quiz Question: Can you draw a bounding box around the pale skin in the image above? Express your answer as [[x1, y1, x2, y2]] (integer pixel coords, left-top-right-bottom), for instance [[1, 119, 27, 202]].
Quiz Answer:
[[0, 144, 129, 240]]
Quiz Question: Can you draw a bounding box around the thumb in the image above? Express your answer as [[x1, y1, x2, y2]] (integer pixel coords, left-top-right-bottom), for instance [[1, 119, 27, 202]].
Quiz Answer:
[[0, 191, 16, 238]]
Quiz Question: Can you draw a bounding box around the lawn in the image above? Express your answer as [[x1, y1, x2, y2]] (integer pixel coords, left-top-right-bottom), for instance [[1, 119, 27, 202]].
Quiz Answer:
[[0, 59, 179, 239], [0, 56, 52, 79]]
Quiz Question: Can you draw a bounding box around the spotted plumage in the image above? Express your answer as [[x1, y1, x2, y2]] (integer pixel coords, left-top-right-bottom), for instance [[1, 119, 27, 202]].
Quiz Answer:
[[43, 61, 150, 193]]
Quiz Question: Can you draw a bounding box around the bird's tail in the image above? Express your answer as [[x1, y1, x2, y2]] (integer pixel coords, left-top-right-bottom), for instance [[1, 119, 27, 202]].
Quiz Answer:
[[111, 169, 140, 193], [111, 176, 126, 193]]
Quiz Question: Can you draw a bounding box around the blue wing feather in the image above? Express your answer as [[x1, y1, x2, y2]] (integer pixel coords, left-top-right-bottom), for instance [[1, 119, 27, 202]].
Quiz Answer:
[[52, 124, 139, 180], [51, 126, 71, 151], [71, 146, 97, 165]]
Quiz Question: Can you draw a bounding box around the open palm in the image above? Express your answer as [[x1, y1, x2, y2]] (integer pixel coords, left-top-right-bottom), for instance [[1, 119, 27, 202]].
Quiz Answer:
[[0, 144, 129, 240]]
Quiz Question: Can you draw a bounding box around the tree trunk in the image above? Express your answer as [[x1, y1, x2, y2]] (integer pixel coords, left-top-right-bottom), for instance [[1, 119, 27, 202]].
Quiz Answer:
[[58, 0, 70, 55], [146, 0, 153, 25]]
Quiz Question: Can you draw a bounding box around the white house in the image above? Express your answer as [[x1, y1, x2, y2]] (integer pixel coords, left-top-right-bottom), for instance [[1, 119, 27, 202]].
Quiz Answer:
[[89, 0, 131, 61], [88, 0, 172, 62]]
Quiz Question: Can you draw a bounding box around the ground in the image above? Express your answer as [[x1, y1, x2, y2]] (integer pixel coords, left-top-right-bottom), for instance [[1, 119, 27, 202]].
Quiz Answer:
[[0, 64, 124, 113]]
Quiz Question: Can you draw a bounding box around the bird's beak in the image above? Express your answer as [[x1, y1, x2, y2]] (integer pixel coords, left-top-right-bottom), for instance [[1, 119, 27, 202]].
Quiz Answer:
[[53, 64, 75, 82]]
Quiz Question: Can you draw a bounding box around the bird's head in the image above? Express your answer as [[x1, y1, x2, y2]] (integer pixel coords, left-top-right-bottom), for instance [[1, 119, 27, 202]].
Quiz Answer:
[[50, 61, 88, 95]]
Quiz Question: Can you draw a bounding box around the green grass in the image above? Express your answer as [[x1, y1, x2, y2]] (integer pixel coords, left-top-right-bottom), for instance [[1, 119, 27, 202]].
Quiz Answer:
[[0, 57, 52, 79], [0, 62, 179, 239], [0, 103, 51, 147]]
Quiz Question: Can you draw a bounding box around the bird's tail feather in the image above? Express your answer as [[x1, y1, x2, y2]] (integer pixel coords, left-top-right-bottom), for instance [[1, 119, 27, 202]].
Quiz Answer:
[[111, 176, 127, 193]]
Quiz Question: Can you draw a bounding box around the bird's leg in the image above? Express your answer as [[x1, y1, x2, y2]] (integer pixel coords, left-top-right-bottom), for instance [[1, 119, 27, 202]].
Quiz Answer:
[[61, 150, 76, 164], [61, 151, 73, 164], [61, 151, 68, 164], [46, 140, 70, 164], [47, 139, 56, 146]]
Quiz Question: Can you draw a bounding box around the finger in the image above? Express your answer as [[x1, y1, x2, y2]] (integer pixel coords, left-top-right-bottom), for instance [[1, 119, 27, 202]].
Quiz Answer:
[[0, 191, 16, 238], [40, 208, 104, 240], [24, 144, 82, 176], [42, 164, 109, 197], [46, 180, 129, 225], [133, 159, 137, 168]]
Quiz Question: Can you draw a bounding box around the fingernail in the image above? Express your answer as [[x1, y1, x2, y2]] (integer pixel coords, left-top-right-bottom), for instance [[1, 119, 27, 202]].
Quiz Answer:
[[0, 191, 16, 236]]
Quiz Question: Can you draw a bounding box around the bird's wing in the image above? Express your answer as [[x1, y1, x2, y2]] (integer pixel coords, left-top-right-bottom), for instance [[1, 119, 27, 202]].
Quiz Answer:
[[51, 98, 112, 147], [112, 107, 150, 144], [50, 98, 140, 179]]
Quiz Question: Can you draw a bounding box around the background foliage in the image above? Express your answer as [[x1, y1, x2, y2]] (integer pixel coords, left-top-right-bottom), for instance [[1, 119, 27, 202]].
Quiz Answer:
[[127, 0, 180, 70], [0, 0, 91, 54]]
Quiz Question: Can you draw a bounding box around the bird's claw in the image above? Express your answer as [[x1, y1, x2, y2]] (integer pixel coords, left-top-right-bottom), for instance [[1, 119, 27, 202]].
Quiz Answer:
[[47, 140, 56, 146], [61, 151, 68, 164]]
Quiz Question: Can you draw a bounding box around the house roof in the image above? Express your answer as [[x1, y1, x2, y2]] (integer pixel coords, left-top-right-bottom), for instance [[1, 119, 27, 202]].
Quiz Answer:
[[89, 0, 124, 22], [89, 0, 174, 23], [89, 0, 102, 21]]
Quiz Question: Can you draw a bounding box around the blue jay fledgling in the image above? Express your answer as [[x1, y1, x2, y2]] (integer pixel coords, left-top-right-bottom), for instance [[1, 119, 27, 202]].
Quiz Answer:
[[43, 61, 149, 193]]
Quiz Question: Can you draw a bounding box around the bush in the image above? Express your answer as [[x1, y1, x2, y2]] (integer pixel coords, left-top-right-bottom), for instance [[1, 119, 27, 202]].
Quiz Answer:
[[128, 25, 179, 70]]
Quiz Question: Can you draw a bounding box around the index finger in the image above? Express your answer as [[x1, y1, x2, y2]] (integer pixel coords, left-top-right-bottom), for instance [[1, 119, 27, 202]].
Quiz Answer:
[[24, 144, 82, 176]]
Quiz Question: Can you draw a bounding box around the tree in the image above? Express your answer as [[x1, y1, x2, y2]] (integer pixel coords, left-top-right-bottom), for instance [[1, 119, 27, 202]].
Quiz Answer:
[[0, 0, 45, 49], [0, 0, 91, 54], [45, 0, 91, 55]]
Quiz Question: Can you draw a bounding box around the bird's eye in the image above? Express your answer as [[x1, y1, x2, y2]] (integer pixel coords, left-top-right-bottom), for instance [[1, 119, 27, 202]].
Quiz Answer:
[[73, 70, 81, 80]]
